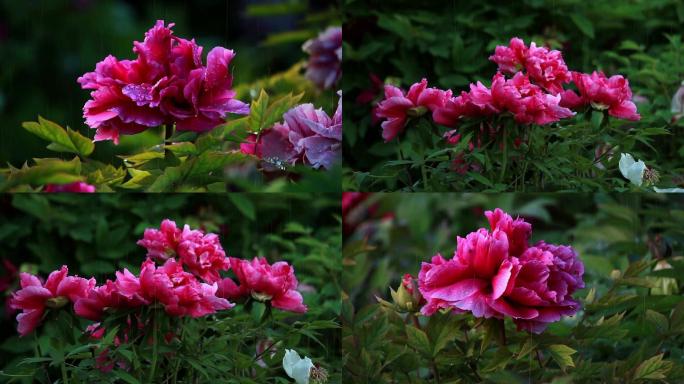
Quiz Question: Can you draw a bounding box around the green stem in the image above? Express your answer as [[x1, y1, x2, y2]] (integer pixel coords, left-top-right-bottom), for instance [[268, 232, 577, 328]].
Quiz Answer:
[[148, 308, 159, 382], [61, 361, 69, 384], [165, 124, 174, 142], [421, 165, 429, 190]]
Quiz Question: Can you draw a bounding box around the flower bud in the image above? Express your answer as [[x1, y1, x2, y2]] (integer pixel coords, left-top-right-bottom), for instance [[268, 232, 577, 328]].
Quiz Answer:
[[387, 274, 425, 313]]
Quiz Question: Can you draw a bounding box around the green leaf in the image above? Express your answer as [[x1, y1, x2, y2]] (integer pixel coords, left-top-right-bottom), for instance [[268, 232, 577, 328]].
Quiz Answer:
[[644, 309, 669, 334], [633, 354, 673, 381], [227, 194, 256, 221], [111, 369, 141, 384], [22, 116, 94, 157], [547, 344, 576, 370], [406, 326, 431, 356], [570, 14, 594, 38], [165, 142, 197, 156], [516, 337, 538, 360], [591, 110, 604, 130], [249, 89, 270, 132]]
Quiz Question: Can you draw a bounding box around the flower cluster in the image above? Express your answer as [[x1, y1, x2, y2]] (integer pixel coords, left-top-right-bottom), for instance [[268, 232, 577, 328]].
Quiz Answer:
[[9, 220, 307, 336], [78, 20, 249, 144], [375, 37, 640, 142], [303, 26, 342, 90], [417, 208, 584, 333], [241, 92, 342, 171]]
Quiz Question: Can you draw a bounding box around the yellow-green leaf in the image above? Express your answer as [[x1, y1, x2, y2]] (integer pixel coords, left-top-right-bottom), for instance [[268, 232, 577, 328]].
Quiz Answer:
[[547, 344, 576, 371]]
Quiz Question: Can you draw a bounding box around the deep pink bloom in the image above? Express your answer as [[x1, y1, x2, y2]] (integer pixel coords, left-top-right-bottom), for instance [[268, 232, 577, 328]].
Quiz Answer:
[[375, 79, 452, 141], [489, 37, 528, 74], [302, 26, 342, 90], [524, 42, 571, 94], [44, 182, 96, 193], [489, 37, 571, 94], [115, 259, 233, 318], [10, 266, 95, 336], [241, 93, 342, 170], [223, 257, 307, 313], [177, 228, 230, 283], [418, 209, 584, 333], [571, 71, 640, 121], [137, 219, 230, 283], [137, 219, 183, 261], [78, 20, 248, 144], [74, 280, 144, 321]]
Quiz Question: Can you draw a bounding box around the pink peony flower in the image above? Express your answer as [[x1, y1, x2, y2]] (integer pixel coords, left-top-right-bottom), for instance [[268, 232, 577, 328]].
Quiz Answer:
[[489, 37, 571, 94], [241, 92, 342, 170], [177, 228, 230, 284], [222, 257, 307, 313], [302, 26, 342, 90], [489, 37, 528, 74], [137, 219, 184, 261], [418, 208, 584, 333], [375, 79, 452, 141], [115, 259, 233, 318], [10, 266, 95, 336], [137, 219, 230, 283], [74, 280, 144, 321], [78, 20, 249, 144], [44, 182, 96, 193], [571, 71, 640, 121]]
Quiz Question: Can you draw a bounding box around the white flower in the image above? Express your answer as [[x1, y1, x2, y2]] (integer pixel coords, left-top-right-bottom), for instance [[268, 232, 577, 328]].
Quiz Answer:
[[283, 349, 313, 384], [619, 153, 646, 186]]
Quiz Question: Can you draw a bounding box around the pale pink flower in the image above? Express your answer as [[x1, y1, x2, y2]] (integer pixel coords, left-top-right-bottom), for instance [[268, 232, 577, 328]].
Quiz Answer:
[[302, 26, 342, 90]]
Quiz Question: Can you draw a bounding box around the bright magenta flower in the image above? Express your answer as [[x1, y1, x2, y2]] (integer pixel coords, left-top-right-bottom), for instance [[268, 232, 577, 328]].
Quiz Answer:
[[303, 26, 342, 90], [10, 266, 95, 336], [241, 92, 342, 170], [569, 71, 640, 120], [224, 257, 307, 313], [78, 20, 248, 144], [418, 209, 584, 333], [44, 182, 96, 193]]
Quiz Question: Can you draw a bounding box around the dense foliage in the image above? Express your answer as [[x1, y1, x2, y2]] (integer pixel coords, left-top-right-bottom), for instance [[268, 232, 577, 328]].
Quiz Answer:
[[342, 0, 684, 191], [342, 193, 684, 382], [0, 193, 341, 383]]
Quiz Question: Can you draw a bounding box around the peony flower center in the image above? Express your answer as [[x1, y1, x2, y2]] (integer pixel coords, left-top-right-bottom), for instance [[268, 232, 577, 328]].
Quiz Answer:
[[45, 296, 69, 309], [590, 101, 609, 111], [251, 291, 273, 302], [406, 106, 428, 117]]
